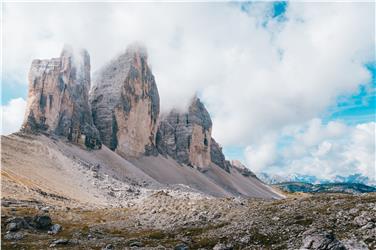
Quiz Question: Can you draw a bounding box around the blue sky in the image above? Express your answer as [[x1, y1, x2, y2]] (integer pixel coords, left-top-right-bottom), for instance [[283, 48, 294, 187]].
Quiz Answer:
[[223, 2, 375, 166]]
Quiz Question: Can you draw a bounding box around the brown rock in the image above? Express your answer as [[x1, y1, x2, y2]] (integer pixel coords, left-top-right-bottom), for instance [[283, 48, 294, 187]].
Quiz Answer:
[[90, 43, 160, 158], [156, 97, 212, 168], [21, 46, 101, 149]]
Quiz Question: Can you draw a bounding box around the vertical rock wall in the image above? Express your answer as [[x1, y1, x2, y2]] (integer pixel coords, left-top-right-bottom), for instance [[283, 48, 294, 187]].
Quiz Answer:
[[156, 97, 212, 168], [90, 44, 160, 158], [22, 46, 101, 149]]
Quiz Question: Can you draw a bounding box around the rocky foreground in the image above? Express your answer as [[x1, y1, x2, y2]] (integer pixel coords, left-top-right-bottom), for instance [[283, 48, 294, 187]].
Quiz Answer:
[[2, 193, 376, 250]]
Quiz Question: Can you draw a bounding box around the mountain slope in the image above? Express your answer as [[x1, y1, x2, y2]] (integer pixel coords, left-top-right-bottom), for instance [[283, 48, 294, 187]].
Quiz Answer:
[[1, 133, 283, 208]]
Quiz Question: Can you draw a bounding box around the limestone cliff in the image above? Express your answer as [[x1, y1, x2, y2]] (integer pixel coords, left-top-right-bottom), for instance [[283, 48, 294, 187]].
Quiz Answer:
[[156, 97, 212, 168], [90, 44, 160, 158], [210, 138, 232, 173], [21, 46, 101, 149]]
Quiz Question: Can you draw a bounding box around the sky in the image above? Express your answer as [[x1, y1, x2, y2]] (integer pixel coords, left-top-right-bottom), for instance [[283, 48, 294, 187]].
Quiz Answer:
[[1, 1, 375, 184]]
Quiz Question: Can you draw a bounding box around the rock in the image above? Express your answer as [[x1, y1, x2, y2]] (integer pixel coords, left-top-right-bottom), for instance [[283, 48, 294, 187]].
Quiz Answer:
[[156, 97, 212, 168], [6, 217, 29, 231], [102, 244, 114, 250], [41, 206, 50, 213], [33, 215, 52, 229], [4, 231, 24, 241], [91, 43, 160, 158], [349, 208, 359, 215], [354, 215, 370, 227], [48, 224, 62, 235], [129, 241, 143, 247], [239, 235, 250, 244], [210, 138, 232, 172], [301, 230, 345, 250], [362, 222, 374, 229], [50, 239, 69, 247], [6, 222, 19, 232], [174, 243, 189, 250], [21, 46, 101, 149], [341, 239, 369, 250], [213, 243, 233, 250], [230, 160, 256, 177]]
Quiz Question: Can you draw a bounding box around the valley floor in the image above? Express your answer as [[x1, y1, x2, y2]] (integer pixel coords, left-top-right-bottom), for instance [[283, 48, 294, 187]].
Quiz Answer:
[[1, 193, 376, 249]]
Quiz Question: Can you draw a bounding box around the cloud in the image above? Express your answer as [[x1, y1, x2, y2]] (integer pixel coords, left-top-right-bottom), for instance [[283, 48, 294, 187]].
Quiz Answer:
[[3, 2, 374, 149], [246, 119, 376, 184], [1, 98, 27, 135]]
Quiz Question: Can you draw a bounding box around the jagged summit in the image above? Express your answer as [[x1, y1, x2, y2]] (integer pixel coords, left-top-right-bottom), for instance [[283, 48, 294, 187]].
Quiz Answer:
[[90, 44, 160, 158], [156, 96, 212, 169], [13, 43, 282, 200], [21, 46, 101, 149]]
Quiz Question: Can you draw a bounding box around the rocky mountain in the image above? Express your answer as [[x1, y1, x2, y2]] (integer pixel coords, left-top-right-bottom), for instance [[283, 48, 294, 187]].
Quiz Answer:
[[5, 43, 282, 200], [3, 43, 375, 250], [156, 97, 212, 169], [21, 46, 101, 149], [210, 138, 232, 173], [90, 44, 160, 158], [274, 182, 376, 194], [259, 172, 375, 187]]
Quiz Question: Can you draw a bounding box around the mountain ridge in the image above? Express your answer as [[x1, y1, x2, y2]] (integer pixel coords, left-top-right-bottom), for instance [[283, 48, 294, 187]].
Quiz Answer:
[[4, 44, 283, 201]]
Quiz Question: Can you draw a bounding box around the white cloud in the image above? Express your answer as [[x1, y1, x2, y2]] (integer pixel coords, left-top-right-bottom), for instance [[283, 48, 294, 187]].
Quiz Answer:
[[3, 2, 375, 182], [246, 119, 376, 184], [1, 98, 27, 135]]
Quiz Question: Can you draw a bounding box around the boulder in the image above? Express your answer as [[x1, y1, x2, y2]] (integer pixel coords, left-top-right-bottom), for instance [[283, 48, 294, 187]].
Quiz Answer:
[[48, 224, 62, 235], [301, 230, 345, 250], [21, 46, 101, 149], [90, 43, 160, 157], [174, 243, 189, 250], [4, 231, 24, 241], [5, 217, 29, 231], [50, 239, 69, 247], [33, 215, 52, 229]]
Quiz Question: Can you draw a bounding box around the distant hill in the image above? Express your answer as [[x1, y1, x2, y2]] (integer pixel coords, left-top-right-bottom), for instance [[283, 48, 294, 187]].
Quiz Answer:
[[259, 172, 375, 187], [274, 182, 376, 194]]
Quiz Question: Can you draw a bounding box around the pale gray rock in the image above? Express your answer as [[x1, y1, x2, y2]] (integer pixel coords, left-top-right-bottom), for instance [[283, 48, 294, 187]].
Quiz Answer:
[[90, 43, 160, 157], [6, 217, 29, 231], [48, 224, 62, 235], [21, 46, 101, 149], [4, 231, 24, 241], [342, 239, 369, 250], [302, 230, 345, 250], [50, 238, 69, 247]]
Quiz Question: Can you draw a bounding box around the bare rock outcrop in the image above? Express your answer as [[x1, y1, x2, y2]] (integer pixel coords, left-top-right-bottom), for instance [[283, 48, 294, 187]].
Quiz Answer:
[[90, 44, 160, 158], [231, 160, 257, 177], [156, 97, 212, 168], [210, 138, 232, 173], [21, 46, 101, 149]]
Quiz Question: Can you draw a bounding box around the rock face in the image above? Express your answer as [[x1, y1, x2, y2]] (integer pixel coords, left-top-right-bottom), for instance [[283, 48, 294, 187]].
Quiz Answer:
[[156, 97, 212, 168], [21, 46, 101, 149], [90, 44, 160, 158], [231, 160, 257, 177], [210, 138, 232, 173]]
